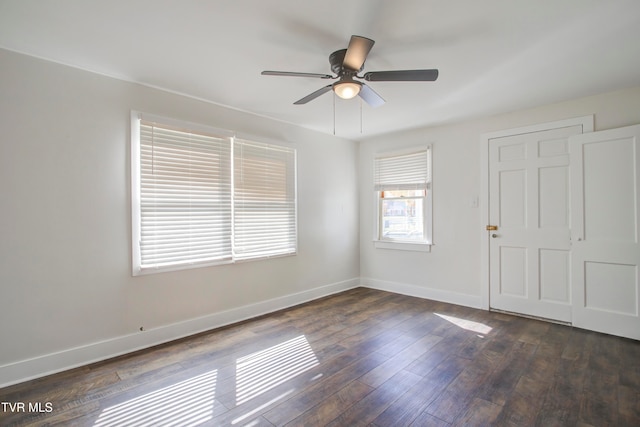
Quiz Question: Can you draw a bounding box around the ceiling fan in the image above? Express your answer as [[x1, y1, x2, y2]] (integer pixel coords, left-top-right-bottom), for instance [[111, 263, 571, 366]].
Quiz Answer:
[[261, 35, 439, 107]]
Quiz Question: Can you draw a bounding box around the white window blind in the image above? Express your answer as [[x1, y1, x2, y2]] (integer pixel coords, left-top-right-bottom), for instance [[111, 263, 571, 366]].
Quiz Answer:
[[233, 139, 297, 260], [138, 120, 232, 270], [374, 148, 431, 191], [132, 113, 298, 275]]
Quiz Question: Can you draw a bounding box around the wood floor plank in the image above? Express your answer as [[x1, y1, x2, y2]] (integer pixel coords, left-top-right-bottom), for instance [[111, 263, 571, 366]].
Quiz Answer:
[[405, 412, 451, 427], [618, 384, 640, 426], [359, 334, 442, 388], [536, 374, 584, 426], [404, 333, 471, 378], [452, 397, 502, 426], [1, 287, 639, 427], [477, 340, 537, 406], [262, 351, 389, 425], [493, 392, 540, 427], [325, 369, 422, 427], [282, 380, 373, 427], [423, 354, 496, 423], [370, 357, 468, 427]]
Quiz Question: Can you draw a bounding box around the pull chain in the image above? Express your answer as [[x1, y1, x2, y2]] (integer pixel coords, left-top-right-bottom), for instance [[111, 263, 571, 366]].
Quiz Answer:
[[360, 97, 363, 134], [333, 92, 336, 135]]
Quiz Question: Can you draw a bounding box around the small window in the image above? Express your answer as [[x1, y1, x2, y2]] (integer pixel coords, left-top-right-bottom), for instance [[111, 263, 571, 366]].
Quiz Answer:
[[374, 147, 432, 251]]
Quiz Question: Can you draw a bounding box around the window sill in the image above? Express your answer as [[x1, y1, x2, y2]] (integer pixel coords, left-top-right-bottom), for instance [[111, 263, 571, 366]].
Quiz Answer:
[[133, 251, 297, 276], [373, 240, 431, 252]]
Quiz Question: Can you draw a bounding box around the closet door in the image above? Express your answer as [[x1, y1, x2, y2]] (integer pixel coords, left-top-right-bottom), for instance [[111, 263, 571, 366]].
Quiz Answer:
[[488, 125, 582, 322], [570, 124, 640, 340]]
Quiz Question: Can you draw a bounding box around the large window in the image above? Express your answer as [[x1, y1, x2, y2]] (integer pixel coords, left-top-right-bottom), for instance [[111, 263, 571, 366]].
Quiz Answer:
[[131, 112, 297, 275], [374, 147, 432, 251]]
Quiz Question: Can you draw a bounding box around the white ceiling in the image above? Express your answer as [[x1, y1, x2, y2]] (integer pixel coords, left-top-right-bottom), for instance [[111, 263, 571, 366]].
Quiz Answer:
[[1, 0, 640, 140]]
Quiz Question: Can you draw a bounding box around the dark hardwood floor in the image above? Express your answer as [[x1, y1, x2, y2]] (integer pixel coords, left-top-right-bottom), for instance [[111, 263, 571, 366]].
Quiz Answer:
[[1, 287, 639, 426]]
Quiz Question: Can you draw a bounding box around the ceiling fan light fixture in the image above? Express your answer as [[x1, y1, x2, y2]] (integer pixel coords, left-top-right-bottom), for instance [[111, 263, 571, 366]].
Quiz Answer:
[[333, 81, 361, 99]]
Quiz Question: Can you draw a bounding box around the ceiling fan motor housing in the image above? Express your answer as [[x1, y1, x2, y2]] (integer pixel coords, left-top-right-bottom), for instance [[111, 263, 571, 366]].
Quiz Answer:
[[330, 49, 362, 75]]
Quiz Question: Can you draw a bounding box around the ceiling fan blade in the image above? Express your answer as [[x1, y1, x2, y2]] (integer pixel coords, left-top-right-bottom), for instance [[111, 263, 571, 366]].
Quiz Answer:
[[358, 83, 385, 108], [363, 69, 439, 82], [293, 84, 333, 105], [343, 35, 375, 71], [262, 70, 333, 79]]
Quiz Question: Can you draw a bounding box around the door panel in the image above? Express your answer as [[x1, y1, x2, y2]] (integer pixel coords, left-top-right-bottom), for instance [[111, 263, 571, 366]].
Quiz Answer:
[[489, 125, 583, 322], [583, 137, 637, 242], [539, 166, 568, 227], [500, 246, 527, 296], [539, 249, 570, 303], [570, 124, 640, 340], [585, 261, 637, 315], [499, 170, 526, 227]]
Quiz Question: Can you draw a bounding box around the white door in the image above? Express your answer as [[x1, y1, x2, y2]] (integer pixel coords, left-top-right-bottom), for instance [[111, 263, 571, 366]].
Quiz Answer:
[[489, 125, 584, 322], [570, 124, 640, 340]]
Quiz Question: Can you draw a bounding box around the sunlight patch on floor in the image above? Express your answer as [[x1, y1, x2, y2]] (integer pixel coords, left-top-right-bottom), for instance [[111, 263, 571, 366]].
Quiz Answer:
[[231, 389, 295, 425], [435, 313, 493, 335], [93, 369, 217, 427], [235, 335, 319, 405]]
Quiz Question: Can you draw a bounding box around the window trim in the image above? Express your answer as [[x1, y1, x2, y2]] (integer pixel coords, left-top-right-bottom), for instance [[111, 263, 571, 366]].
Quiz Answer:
[[373, 145, 433, 252], [131, 111, 297, 276]]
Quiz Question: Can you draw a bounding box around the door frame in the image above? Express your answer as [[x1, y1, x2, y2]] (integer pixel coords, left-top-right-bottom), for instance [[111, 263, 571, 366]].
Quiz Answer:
[[479, 115, 594, 311]]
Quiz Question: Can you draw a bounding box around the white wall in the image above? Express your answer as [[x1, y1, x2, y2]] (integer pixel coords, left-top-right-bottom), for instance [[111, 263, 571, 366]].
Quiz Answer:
[[359, 85, 640, 307], [0, 49, 360, 386]]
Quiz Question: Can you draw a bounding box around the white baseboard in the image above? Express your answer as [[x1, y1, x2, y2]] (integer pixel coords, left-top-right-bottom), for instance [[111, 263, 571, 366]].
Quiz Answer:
[[360, 277, 483, 309], [0, 278, 360, 388]]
